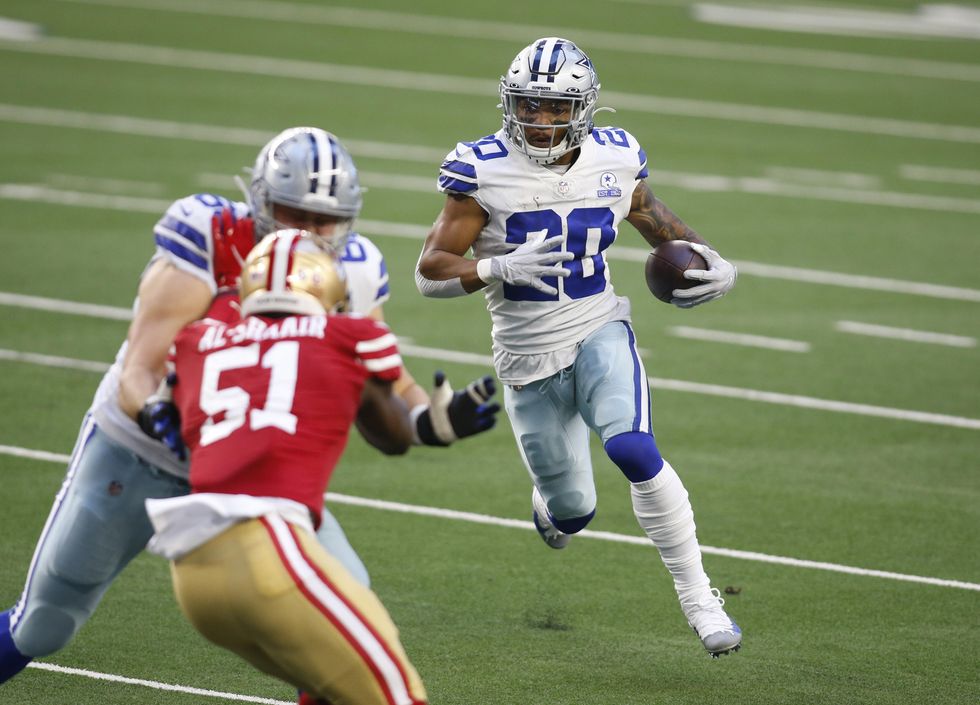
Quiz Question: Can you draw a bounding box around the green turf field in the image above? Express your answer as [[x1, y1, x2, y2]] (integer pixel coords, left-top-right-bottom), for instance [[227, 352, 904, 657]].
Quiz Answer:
[[1, 0, 978, 703]]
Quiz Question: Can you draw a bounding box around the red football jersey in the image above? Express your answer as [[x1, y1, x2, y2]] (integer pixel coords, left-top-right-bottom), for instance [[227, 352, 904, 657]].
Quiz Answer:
[[172, 313, 402, 521]]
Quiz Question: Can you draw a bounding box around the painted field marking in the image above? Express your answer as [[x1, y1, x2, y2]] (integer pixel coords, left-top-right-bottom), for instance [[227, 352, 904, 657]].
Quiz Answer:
[[26, 662, 292, 704], [1, 443, 977, 591], [2, 318, 979, 429], [693, 3, 980, 40], [667, 325, 811, 352], [58, 0, 980, 83], [1, 181, 979, 303], [2, 37, 979, 144], [900, 164, 980, 186], [4, 104, 980, 214], [835, 321, 977, 348]]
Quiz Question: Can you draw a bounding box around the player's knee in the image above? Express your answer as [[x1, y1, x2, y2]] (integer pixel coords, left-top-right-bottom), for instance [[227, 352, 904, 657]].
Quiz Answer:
[[12, 605, 79, 657], [604, 432, 663, 483]]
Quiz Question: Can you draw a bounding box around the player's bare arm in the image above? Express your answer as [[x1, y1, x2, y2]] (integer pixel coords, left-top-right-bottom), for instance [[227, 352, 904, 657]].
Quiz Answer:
[[626, 180, 709, 250], [118, 260, 212, 419], [366, 304, 428, 409], [355, 378, 413, 455], [417, 194, 490, 293]]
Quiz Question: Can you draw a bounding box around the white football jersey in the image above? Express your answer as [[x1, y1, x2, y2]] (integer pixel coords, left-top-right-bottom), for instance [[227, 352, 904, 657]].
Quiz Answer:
[[89, 194, 390, 479], [438, 127, 648, 384]]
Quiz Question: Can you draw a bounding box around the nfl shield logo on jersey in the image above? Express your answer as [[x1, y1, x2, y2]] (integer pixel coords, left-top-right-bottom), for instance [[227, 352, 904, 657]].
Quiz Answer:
[[597, 171, 622, 198]]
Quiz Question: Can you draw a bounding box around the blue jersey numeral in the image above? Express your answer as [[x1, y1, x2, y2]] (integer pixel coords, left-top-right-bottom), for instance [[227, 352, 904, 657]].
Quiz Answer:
[[193, 193, 230, 209], [464, 135, 509, 161], [341, 238, 368, 262], [502, 207, 616, 302], [592, 129, 629, 148]]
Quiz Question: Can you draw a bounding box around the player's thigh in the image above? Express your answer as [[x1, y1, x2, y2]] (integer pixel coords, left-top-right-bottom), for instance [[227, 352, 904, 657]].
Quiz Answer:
[[504, 377, 595, 517], [575, 321, 652, 442], [29, 422, 188, 590], [174, 518, 427, 705], [316, 507, 370, 588]]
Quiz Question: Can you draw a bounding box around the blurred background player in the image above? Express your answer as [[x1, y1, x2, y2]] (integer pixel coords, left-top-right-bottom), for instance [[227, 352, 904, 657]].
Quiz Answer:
[[144, 229, 428, 705], [0, 127, 498, 683], [415, 38, 741, 657]]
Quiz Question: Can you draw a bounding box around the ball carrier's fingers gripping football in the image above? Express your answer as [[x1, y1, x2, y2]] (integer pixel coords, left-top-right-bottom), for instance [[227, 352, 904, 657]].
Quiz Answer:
[[645, 240, 736, 308]]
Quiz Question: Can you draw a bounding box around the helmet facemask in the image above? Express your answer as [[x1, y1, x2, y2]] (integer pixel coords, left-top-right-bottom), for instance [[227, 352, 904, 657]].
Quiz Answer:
[[244, 127, 363, 256], [500, 38, 600, 165]]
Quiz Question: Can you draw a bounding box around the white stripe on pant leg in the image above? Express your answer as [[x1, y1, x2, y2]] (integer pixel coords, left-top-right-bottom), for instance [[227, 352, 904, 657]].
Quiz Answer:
[[11, 415, 97, 629], [263, 515, 415, 705]]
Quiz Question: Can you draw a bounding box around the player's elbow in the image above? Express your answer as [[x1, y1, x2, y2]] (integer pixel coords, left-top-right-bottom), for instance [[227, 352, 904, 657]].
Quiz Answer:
[[415, 261, 467, 298]]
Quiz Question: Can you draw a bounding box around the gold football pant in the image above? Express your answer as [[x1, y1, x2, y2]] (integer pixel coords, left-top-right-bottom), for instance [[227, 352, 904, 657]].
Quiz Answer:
[[170, 515, 428, 705]]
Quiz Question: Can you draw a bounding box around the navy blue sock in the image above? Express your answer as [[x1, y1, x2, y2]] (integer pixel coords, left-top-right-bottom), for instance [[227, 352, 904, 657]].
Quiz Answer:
[[604, 432, 664, 482], [552, 509, 595, 535], [0, 609, 32, 683]]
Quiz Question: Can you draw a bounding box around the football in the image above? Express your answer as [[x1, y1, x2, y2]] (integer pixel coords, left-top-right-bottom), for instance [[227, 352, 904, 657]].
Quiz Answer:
[[645, 240, 707, 303]]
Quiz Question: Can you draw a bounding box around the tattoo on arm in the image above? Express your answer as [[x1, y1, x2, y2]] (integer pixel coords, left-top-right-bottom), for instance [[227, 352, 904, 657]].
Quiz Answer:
[[627, 182, 707, 249]]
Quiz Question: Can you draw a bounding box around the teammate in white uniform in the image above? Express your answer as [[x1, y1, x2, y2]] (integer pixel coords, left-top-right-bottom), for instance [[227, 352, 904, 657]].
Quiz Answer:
[[0, 127, 498, 683], [416, 38, 742, 657]]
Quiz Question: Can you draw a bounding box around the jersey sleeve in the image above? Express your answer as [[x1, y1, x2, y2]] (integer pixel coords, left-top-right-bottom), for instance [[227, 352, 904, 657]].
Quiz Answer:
[[344, 318, 403, 383], [341, 233, 390, 315], [151, 194, 249, 294], [436, 142, 480, 196], [591, 127, 649, 181]]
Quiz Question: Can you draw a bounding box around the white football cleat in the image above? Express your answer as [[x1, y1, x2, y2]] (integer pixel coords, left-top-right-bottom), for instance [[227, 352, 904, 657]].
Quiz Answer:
[[531, 486, 570, 549], [682, 588, 742, 658]]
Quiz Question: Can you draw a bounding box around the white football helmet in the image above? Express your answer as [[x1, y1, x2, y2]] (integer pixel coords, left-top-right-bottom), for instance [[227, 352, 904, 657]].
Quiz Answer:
[[247, 127, 363, 253], [500, 37, 600, 165], [240, 229, 348, 317]]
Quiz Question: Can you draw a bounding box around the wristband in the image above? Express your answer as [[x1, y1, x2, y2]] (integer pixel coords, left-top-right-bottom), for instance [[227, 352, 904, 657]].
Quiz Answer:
[[476, 258, 496, 284]]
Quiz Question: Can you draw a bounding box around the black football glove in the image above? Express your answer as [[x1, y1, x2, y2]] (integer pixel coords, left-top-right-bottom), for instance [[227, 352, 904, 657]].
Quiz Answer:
[[136, 373, 186, 461], [414, 371, 500, 446]]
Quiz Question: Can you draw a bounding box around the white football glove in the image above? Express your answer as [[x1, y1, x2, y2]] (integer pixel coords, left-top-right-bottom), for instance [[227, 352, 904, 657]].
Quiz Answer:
[[479, 235, 574, 296], [671, 243, 737, 309]]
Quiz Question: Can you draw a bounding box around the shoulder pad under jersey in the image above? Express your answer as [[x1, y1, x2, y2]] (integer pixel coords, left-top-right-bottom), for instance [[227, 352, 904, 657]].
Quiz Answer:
[[589, 127, 648, 180], [152, 194, 249, 292], [341, 232, 390, 315]]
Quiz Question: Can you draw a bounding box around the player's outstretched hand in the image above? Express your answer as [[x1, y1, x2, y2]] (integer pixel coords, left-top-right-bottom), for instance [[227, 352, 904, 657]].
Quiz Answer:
[[211, 207, 255, 290], [414, 371, 501, 446], [487, 235, 574, 296], [136, 374, 186, 460], [671, 243, 737, 308]]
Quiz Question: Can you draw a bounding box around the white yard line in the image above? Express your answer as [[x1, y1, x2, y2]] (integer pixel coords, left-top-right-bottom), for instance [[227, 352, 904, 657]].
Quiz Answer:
[[325, 492, 980, 592], [0, 17, 42, 41], [2, 181, 979, 303], [2, 37, 979, 144], [2, 331, 979, 429], [900, 164, 980, 186], [26, 662, 292, 704], [693, 3, 980, 40], [5, 105, 980, 214], [58, 0, 980, 83], [835, 321, 977, 348], [0, 348, 110, 373], [1, 443, 977, 591], [667, 326, 811, 352]]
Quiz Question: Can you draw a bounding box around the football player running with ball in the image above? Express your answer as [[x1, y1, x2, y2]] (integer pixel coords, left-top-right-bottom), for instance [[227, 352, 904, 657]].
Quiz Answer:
[[145, 230, 428, 705], [0, 127, 498, 683], [416, 38, 741, 657]]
